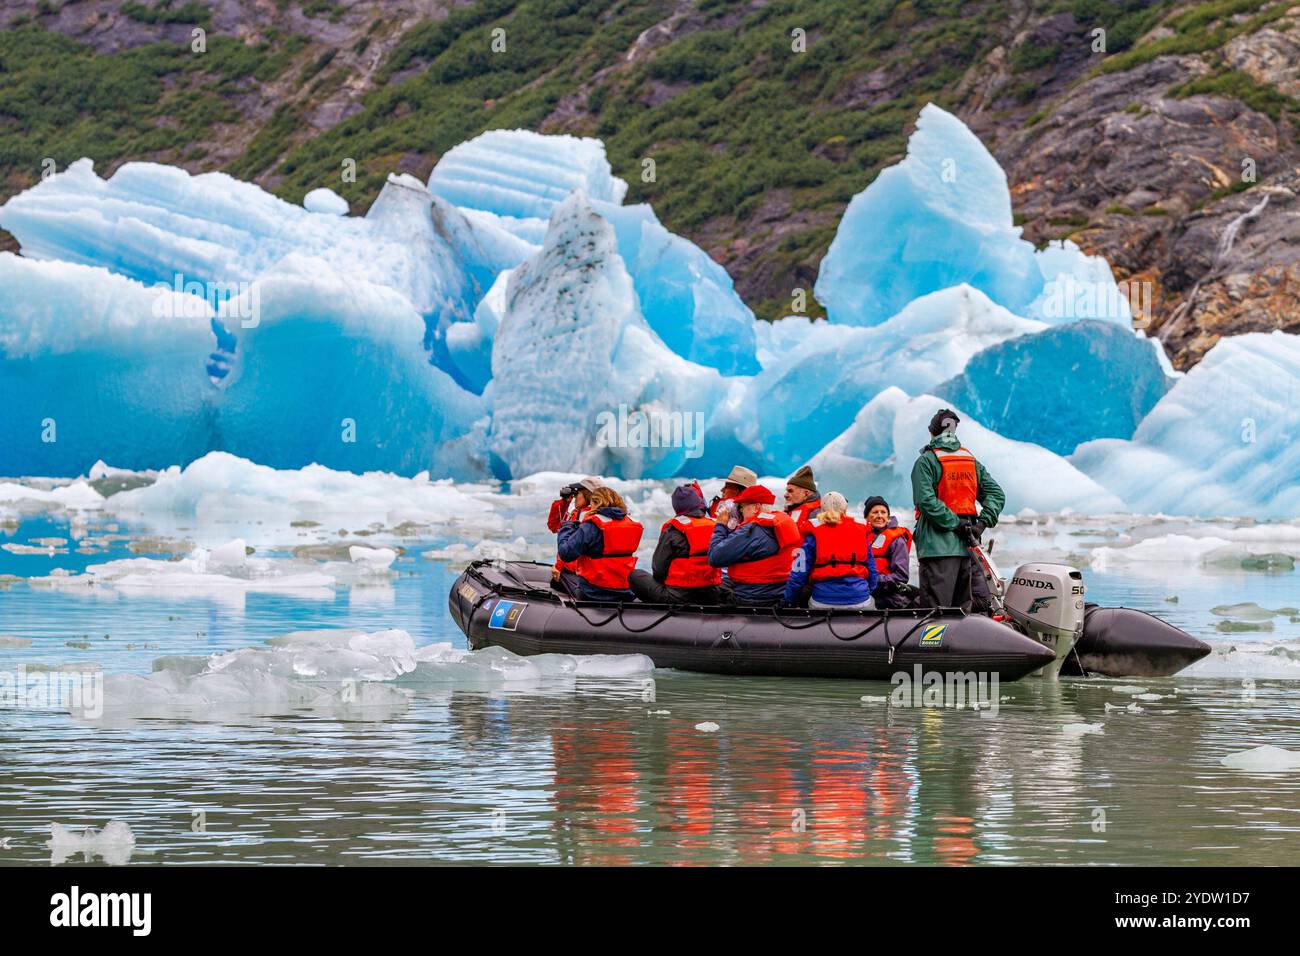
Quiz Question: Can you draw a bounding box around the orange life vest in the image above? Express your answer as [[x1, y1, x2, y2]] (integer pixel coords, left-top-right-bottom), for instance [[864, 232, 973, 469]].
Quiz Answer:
[[933, 446, 980, 516], [871, 525, 913, 575], [573, 512, 644, 590], [726, 511, 802, 584], [809, 516, 874, 582], [662, 514, 722, 588]]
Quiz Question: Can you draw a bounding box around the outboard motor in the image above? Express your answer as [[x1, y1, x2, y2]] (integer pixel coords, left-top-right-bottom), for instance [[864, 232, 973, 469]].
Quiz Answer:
[[1002, 564, 1086, 679], [969, 545, 1085, 679]]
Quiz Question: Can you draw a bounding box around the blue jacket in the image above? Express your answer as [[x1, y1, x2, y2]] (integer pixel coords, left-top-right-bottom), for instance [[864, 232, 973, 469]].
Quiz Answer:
[[709, 518, 786, 604], [557, 506, 635, 601], [784, 531, 879, 606]]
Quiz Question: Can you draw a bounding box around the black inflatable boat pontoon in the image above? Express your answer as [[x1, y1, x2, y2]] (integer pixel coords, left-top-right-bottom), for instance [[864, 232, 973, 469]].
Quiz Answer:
[[449, 561, 1211, 681], [450, 560, 1058, 681]]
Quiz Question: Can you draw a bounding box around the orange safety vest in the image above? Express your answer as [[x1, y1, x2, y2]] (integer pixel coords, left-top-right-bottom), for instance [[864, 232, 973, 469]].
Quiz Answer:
[[933, 446, 980, 516], [871, 525, 913, 575], [809, 516, 874, 582], [573, 512, 644, 590], [662, 514, 722, 588], [727, 511, 802, 584]]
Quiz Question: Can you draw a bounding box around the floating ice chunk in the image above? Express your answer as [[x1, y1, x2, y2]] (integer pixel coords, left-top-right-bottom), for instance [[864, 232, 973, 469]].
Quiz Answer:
[[1110, 685, 1148, 695], [348, 545, 397, 569], [303, 188, 349, 216], [0, 635, 33, 648], [695, 721, 720, 732], [1073, 331, 1300, 518], [1220, 745, 1300, 771], [48, 820, 135, 866], [860, 695, 889, 704], [1062, 722, 1104, 736], [1135, 693, 1166, 702], [208, 538, 247, 568]]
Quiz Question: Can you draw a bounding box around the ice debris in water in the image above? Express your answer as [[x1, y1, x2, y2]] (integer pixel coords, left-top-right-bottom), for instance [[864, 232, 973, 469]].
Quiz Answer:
[[76, 630, 652, 722], [694, 721, 721, 733], [1062, 722, 1105, 736], [48, 820, 135, 866], [1219, 745, 1300, 771], [0, 635, 33, 648]]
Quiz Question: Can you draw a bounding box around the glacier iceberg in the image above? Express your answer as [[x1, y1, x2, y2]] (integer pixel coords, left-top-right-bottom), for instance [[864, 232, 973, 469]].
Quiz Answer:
[[0, 254, 217, 476], [1072, 331, 1300, 518], [814, 104, 1130, 329], [810, 386, 1126, 513], [487, 190, 726, 478], [935, 320, 1173, 455], [430, 129, 759, 375], [703, 285, 1043, 475]]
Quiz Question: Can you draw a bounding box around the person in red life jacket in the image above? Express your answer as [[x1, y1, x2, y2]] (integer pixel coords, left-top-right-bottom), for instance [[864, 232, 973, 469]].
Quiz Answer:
[[863, 495, 917, 609], [784, 465, 822, 533], [783, 492, 879, 609], [628, 484, 724, 605], [548, 477, 602, 584], [707, 465, 757, 518], [555, 486, 644, 602], [708, 484, 802, 606], [910, 409, 1005, 612]]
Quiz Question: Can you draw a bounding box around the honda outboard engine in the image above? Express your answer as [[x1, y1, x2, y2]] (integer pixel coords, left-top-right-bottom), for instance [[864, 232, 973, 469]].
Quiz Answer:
[[1003, 563, 1086, 679]]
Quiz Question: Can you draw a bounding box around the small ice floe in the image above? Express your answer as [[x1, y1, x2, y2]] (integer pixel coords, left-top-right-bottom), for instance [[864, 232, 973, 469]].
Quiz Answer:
[[1219, 745, 1300, 772], [647, 709, 670, 716], [348, 545, 397, 569], [1135, 693, 1167, 702], [695, 721, 720, 733], [1111, 685, 1147, 695], [1127, 702, 1145, 713], [48, 820, 135, 866], [860, 695, 889, 704], [207, 538, 248, 568], [0, 635, 32, 648], [303, 187, 349, 215], [1063, 722, 1104, 737]]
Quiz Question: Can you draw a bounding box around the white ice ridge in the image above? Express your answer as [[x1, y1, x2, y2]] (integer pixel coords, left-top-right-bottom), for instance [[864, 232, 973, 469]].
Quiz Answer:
[[1220, 745, 1300, 771]]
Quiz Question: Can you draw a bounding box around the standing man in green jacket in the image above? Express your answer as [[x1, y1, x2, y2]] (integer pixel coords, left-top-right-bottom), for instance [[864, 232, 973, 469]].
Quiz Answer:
[[909, 408, 1005, 612]]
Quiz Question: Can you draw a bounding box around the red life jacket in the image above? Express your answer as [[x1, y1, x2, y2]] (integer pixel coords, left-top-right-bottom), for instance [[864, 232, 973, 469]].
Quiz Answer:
[[573, 512, 644, 590], [871, 525, 913, 575], [727, 511, 802, 584], [662, 514, 722, 588], [809, 516, 874, 582], [933, 446, 980, 516], [554, 504, 588, 574], [788, 497, 821, 536]]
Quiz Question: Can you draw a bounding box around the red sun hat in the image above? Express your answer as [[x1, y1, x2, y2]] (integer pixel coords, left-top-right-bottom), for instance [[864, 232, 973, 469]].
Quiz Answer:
[[732, 484, 776, 506]]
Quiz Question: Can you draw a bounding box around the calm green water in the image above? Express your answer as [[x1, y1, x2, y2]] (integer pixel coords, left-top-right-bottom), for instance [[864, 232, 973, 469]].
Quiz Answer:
[[2, 508, 1299, 866]]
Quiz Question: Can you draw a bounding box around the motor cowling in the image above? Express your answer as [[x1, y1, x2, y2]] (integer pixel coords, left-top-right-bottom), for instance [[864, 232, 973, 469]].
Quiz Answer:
[[1003, 563, 1086, 678]]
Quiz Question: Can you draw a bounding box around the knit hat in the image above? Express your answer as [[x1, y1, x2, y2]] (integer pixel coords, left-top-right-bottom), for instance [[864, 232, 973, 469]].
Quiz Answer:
[[787, 465, 817, 492], [928, 409, 960, 436], [863, 495, 890, 516], [732, 484, 776, 506], [721, 465, 758, 488], [671, 483, 706, 515]]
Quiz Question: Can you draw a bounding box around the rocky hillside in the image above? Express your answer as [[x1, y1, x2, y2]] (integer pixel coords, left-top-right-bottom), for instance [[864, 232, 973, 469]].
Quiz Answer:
[[1, 0, 1296, 369]]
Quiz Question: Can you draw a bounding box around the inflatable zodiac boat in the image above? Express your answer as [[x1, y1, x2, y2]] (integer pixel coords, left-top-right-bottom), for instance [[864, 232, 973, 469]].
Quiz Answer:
[[448, 558, 1211, 682]]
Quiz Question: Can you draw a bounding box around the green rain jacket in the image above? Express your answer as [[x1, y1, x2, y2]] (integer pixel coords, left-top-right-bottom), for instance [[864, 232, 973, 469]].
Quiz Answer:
[[909, 433, 1006, 559]]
